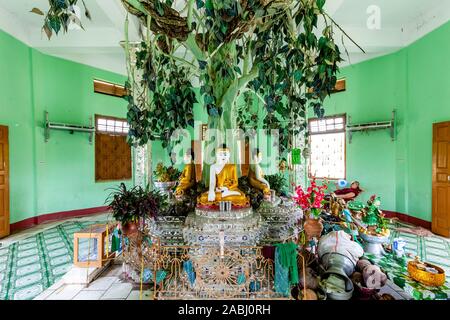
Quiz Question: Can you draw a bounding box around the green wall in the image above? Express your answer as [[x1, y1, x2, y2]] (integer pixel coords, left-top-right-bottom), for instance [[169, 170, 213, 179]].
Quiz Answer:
[[404, 22, 450, 222], [0, 30, 131, 224], [321, 50, 407, 214], [323, 21, 450, 222], [0, 31, 36, 224]]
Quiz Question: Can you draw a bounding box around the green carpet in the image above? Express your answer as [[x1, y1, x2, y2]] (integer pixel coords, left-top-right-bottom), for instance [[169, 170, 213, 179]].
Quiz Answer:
[[366, 221, 450, 300], [0, 220, 107, 300]]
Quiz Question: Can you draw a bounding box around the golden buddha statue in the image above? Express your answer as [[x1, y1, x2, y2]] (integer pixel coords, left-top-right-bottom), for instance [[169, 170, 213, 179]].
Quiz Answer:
[[175, 149, 196, 197], [197, 144, 250, 208], [248, 148, 271, 199]]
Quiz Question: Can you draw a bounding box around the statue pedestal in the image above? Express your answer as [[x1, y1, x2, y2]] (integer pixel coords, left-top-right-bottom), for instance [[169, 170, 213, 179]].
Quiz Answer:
[[151, 216, 186, 246], [183, 207, 263, 246], [257, 197, 302, 244]]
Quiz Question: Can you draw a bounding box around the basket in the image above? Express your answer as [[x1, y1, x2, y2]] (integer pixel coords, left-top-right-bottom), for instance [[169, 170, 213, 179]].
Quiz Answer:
[[407, 260, 446, 287]]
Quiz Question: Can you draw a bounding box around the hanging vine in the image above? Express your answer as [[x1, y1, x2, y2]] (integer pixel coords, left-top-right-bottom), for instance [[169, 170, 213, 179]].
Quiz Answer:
[[36, 0, 358, 164], [31, 0, 91, 39], [124, 37, 197, 153], [118, 0, 347, 153]]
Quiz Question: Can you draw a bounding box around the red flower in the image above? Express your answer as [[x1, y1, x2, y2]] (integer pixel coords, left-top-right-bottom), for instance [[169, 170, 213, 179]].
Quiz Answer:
[[292, 178, 327, 212]]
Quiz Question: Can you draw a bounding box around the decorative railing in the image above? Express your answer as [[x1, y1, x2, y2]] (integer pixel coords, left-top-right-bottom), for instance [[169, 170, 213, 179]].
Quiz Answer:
[[122, 236, 288, 300]]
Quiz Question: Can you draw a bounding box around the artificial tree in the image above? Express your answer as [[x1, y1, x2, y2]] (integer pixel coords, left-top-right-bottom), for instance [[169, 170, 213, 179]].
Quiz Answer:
[[36, 0, 349, 186], [120, 0, 344, 183]]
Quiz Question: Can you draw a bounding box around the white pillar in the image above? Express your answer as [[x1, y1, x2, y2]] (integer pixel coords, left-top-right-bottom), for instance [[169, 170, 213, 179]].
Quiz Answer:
[[122, 42, 150, 188]]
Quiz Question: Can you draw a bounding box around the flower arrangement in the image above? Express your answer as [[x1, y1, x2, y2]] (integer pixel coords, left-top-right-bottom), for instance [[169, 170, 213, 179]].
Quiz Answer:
[[153, 162, 182, 182], [293, 179, 328, 219]]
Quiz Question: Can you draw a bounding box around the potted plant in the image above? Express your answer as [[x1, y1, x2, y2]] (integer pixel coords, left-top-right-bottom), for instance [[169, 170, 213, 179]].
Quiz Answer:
[[153, 162, 182, 194], [107, 183, 167, 236], [293, 179, 328, 240], [359, 195, 390, 255], [265, 173, 288, 197], [107, 183, 141, 236]]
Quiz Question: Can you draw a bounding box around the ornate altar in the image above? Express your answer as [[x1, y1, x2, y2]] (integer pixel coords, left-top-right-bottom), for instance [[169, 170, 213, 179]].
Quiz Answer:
[[151, 216, 186, 246], [183, 206, 264, 246], [120, 143, 305, 299], [122, 236, 287, 299], [258, 197, 303, 244]]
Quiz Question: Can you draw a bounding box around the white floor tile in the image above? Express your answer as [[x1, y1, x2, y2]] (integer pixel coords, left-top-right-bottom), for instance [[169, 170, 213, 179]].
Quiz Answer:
[[33, 289, 56, 300], [73, 290, 106, 300], [84, 276, 117, 291], [47, 278, 65, 291], [101, 265, 123, 277], [46, 284, 84, 300], [126, 290, 154, 300], [101, 283, 132, 300]]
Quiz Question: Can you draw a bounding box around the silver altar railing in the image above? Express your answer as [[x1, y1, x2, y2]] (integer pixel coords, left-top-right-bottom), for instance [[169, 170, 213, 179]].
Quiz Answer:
[[122, 235, 288, 300]]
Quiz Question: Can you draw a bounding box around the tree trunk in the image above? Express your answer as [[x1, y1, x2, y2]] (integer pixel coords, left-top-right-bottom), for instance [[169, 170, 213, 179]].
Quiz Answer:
[[201, 42, 259, 184]]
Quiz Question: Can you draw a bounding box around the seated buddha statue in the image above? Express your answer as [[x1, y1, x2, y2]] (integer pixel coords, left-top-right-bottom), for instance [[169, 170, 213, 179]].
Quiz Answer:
[[248, 148, 271, 199], [175, 148, 196, 198], [197, 144, 250, 208]]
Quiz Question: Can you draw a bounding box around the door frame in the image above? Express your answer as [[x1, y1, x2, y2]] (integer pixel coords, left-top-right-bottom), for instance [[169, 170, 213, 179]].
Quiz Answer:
[[432, 121, 450, 237], [0, 125, 10, 238]]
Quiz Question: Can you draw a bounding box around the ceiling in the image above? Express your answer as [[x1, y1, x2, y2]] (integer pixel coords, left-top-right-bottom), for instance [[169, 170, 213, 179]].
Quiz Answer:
[[0, 0, 449, 75]]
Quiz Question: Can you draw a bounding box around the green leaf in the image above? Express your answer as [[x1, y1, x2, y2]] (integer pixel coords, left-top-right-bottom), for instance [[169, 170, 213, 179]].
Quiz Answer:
[[205, 0, 213, 11], [198, 60, 207, 70], [196, 0, 205, 9], [316, 0, 326, 10], [49, 17, 61, 34], [293, 70, 303, 81], [155, 1, 165, 16]]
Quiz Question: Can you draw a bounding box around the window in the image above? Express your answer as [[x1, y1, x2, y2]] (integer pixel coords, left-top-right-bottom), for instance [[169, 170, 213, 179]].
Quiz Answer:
[[95, 115, 132, 182], [96, 117, 129, 134], [94, 79, 127, 98], [309, 115, 346, 180]]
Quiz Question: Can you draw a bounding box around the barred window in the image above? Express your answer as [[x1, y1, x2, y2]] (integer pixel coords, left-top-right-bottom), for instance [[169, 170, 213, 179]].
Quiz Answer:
[[309, 115, 346, 180], [96, 116, 129, 135]]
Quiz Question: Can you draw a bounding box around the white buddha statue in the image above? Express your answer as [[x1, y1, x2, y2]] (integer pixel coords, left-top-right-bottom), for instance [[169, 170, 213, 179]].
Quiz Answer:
[[197, 144, 249, 208], [248, 148, 271, 200]]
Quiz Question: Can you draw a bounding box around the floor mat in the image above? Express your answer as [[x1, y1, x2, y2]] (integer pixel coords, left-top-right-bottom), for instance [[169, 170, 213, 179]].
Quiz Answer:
[[366, 220, 450, 300], [0, 220, 108, 300]]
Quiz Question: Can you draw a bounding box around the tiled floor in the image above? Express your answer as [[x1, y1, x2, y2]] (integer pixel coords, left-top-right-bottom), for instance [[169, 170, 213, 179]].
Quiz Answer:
[[389, 221, 450, 285], [2, 214, 449, 300], [0, 213, 113, 300], [34, 263, 154, 300], [365, 220, 450, 300]]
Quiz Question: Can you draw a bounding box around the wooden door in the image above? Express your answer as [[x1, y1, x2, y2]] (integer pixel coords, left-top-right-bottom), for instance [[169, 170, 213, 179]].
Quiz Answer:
[[0, 126, 10, 238], [432, 122, 450, 237]]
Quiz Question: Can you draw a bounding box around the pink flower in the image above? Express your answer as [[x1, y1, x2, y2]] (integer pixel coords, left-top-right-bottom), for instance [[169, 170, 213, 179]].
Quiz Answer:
[[292, 178, 327, 211]]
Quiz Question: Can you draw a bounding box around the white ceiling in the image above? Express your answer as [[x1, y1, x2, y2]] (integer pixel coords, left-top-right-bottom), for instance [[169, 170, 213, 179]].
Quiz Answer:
[[0, 0, 449, 75]]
